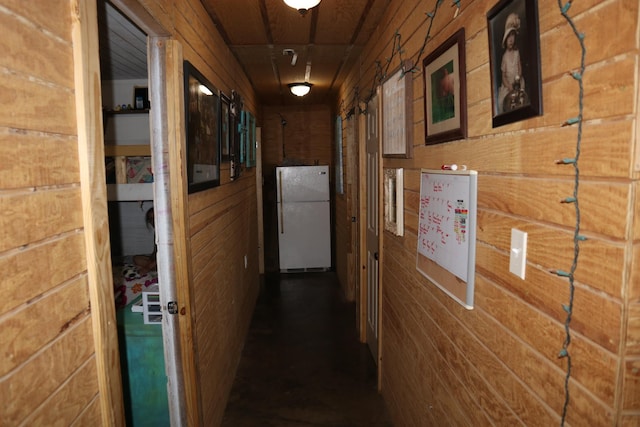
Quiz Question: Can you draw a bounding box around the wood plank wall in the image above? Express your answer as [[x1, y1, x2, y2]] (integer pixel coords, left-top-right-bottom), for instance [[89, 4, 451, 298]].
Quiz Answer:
[[338, 0, 640, 424], [2, 0, 261, 425], [169, 0, 261, 425], [0, 0, 105, 424]]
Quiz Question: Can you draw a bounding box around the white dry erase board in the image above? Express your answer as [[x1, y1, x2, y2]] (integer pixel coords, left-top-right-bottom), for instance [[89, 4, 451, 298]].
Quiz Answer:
[[416, 168, 477, 309]]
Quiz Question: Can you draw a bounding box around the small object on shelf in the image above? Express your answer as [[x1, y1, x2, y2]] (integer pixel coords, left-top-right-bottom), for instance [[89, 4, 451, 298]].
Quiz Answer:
[[134, 87, 150, 110]]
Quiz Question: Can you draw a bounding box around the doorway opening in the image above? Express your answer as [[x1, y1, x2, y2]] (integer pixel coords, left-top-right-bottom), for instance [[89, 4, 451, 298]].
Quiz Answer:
[[97, 2, 166, 424], [96, 0, 185, 424]]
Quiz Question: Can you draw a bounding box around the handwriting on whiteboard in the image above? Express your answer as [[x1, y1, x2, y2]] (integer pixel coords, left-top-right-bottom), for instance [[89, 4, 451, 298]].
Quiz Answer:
[[417, 173, 470, 281]]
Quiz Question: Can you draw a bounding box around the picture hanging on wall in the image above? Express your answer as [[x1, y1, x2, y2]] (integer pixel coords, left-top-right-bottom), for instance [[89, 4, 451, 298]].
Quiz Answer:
[[183, 60, 220, 193], [487, 0, 543, 127], [422, 28, 467, 145], [245, 111, 257, 168], [220, 92, 230, 161], [381, 60, 413, 158], [384, 167, 404, 236], [229, 90, 243, 181]]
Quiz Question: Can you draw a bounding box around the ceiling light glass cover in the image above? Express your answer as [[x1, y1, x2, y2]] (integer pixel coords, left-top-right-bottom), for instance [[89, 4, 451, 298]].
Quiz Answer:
[[288, 82, 312, 97], [283, 0, 321, 14]]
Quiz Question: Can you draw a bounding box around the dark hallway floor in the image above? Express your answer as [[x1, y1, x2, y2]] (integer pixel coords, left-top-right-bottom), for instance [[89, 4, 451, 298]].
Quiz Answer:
[[221, 272, 392, 426]]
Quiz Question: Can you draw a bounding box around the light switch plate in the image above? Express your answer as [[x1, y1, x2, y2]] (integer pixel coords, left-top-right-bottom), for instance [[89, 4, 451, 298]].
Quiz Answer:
[[509, 229, 527, 279]]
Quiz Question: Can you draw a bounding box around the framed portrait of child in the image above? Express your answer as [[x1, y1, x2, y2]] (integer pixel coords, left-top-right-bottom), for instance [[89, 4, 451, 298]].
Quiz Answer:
[[487, 0, 543, 127]]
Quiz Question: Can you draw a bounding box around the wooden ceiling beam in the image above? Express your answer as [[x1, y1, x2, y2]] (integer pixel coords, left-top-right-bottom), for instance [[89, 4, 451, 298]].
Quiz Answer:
[[259, 0, 274, 44]]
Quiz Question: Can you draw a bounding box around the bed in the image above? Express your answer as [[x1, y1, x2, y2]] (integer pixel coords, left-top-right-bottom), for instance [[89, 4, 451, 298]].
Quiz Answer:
[[106, 143, 157, 309], [105, 144, 154, 201], [112, 255, 158, 309]]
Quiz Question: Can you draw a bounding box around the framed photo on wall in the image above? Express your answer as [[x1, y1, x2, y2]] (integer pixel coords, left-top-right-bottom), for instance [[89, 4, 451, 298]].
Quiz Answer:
[[422, 28, 467, 145], [384, 167, 404, 236], [245, 111, 256, 168], [381, 60, 413, 158], [487, 0, 543, 127], [184, 60, 221, 193], [229, 90, 243, 181], [220, 92, 230, 161]]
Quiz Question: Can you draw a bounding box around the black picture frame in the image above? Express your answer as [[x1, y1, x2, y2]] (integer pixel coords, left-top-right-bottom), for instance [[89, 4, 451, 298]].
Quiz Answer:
[[229, 90, 243, 181], [244, 111, 256, 168], [183, 60, 220, 193], [487, 0, 543, 127], [422, 28, 467, 145], [220, 92, 230, 161]]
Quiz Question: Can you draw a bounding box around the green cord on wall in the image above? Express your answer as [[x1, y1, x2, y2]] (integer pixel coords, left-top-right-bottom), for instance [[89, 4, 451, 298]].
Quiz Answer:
[[555, 0, 586, 424]]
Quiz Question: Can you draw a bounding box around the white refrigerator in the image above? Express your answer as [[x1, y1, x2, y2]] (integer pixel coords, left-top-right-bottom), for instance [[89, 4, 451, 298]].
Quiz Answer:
[[276, 165, 331, 271]]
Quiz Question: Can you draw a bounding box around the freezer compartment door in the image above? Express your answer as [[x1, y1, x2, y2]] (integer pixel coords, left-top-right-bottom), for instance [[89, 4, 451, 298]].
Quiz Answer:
[[276, 166, 330, 203], [278, 201, 331, 270]]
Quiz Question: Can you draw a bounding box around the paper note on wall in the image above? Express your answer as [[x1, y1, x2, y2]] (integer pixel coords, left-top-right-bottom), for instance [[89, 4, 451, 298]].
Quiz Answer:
[[417, 172, 471, 281]]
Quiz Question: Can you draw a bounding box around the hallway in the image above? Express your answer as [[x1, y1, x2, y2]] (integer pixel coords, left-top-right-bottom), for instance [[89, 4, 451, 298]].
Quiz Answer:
[[221, 272, 392, 426]]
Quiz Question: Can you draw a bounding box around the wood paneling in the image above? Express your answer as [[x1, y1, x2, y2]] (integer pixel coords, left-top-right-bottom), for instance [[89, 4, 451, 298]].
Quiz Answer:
[[0, 188, 84, 253], [21, 359, 99, 426], [168, 1, 261, 423], [0, 71, 77, 135], [0, 131, 81, 189], [0, 0, 73, 40], [188, 174, 259, 426], [0, 0, 112, 424], [1, 277, 90, 376], [262, 105, 333, 169], [72, 0, 124, 422], [2, 318, 95, 424], [338, 0, 640, 424], [0, 10, 74, 87], [70, 397, 102, 427], [1, 233, 86, 315]]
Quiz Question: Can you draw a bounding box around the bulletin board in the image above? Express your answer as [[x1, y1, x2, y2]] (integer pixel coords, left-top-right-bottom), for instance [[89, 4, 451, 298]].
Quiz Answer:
[[416, 168, 478, 309]]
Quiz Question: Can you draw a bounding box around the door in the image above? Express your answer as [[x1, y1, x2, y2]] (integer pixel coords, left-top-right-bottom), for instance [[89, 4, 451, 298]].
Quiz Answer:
[[366, 90, 381, 362], [346, 115, 359, 301]]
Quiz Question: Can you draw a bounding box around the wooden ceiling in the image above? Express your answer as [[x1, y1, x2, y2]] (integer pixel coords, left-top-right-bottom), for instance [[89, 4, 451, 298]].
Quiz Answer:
[[202, 0, 391, 105], [98, 0, 391, 105], [98, 1, 148, 81]]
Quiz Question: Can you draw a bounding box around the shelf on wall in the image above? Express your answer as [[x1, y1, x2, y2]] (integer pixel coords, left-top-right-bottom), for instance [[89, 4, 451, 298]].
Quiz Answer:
[[107, 183, 154, 201]]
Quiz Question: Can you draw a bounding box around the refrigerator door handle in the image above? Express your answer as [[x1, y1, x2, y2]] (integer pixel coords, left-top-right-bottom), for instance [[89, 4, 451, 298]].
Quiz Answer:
[[279, 170, 284, 234]]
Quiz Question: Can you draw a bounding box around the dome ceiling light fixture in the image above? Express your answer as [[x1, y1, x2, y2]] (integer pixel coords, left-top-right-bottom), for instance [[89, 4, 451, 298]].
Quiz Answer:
[[288, 82, 312, 97], [283, 0, 321, 16]]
